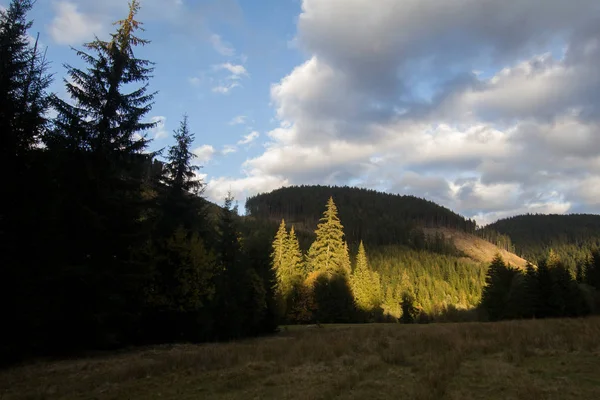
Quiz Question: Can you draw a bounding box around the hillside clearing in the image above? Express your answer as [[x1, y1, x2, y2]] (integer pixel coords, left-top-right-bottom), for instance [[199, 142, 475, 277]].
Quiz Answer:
[[2, 318, 600, 399], [424, 227, 528, 268]]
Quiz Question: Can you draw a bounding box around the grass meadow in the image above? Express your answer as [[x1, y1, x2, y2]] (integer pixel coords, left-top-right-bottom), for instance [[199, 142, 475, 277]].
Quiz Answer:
[[2, 318, 600, 399]]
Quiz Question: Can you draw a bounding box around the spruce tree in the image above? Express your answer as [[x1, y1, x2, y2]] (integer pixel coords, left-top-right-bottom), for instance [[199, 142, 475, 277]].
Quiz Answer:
[[145, 114, 213, 342], [272, 221, 305, 307], [0, 0, 52, 362], [400, 292, 417, 323], [41, 0, 158, 349], [163, 114, 203, 195], [47, 0, 156, 152], [351, 241, 382, 312], [271, 219, 288, 279], [0, 0, 51, 158], [213, 192, 244, 337], [286, 226, 305, 278], [158, 114, 205, 235], [480, 254, 517, 321], [307, 197, 348, 275]]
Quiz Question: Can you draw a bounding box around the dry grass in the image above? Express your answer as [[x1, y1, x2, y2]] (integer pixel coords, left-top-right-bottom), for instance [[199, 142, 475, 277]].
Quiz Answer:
[[423, 227, 528, 268], [2, 318, 600, 399]]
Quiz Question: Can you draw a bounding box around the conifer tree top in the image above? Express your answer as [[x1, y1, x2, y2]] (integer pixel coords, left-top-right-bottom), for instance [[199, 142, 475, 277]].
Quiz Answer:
[[49, 0, 156, 154]]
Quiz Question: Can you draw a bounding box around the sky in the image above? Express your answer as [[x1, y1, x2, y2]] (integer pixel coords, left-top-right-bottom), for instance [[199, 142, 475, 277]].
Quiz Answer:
[[7, 0, 600, 225]]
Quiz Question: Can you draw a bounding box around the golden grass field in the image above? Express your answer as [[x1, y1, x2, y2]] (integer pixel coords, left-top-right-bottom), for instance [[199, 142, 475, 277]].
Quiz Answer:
[[2, 318, 600, 400]]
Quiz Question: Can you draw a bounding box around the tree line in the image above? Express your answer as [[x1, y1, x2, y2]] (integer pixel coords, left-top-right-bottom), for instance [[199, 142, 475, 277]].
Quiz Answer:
[[1, 0, 277, 364], [480, 250, 600, 321]]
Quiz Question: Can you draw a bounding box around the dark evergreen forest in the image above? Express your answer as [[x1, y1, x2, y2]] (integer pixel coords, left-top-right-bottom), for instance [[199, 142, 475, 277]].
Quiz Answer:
[[480, 214, 600, 271], [1, 0, 277, 364], [246, 185, 478, 247]]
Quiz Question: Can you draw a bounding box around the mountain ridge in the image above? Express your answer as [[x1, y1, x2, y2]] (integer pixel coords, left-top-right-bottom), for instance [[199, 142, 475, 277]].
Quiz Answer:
[[245, 185, 527, 267]]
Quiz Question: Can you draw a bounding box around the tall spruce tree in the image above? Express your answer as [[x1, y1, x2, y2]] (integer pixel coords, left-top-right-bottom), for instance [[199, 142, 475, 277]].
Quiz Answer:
[[0, 0, 52, 363], [351, 241, 382, 312], [271, 221, 305, 309], [213, 192, 244, 337], [271, 219, 288, 279], [41, 0, 158, 350], [0, 0, 51, 158], [143, 114, 214, 342], [307, 197, 348, 275]]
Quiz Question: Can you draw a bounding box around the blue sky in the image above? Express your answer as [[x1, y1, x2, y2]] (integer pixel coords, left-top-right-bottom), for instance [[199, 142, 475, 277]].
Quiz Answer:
[[6, 0, 600, 224], [17, 0, 305, 202]]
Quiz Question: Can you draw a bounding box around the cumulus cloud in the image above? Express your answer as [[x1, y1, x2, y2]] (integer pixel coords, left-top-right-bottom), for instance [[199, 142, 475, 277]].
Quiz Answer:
[[227, 0, 600, 224], [193, 145, 216, 164], [238, 131, 259, 145], [48, 1, 102, 45]]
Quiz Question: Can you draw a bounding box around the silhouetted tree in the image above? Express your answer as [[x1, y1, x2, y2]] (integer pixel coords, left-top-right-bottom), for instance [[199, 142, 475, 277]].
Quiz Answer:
[[40, 0, 157, 350], [400, 292, 417, 324], [481, 255, 518, 321], [0, 0, 52, 363], [0, 0, 51, 158]]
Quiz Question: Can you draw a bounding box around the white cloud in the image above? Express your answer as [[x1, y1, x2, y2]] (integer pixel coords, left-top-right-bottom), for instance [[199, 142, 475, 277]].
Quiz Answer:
[[209, 33, 235, 56], [212, 82, 240, 94], [205, 175, 289, 207], [222, 145, 237, 155], [193, 145, 216, 164], [218, 0, 600, 224], [48, 1, 102, 45], [150, 116, 168, 140], [237, 131, 259, 145], [211, 62, 248, 94], [229, 115, 247, 125], [216, 62, 248, 77]]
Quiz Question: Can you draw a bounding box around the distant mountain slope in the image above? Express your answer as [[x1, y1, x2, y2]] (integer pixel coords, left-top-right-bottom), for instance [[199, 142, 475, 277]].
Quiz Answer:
[[482, 214, 600, 268], [246, 185, 477, 247], [423, 227, 527, 268]]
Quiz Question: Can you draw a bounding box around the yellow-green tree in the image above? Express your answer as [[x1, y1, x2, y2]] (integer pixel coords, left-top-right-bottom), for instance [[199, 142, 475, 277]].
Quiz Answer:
[[285, 226, 305, 280], [271, 219, 288, 276], [307, 197, 349, 275], [272, 221, 305, 306], [350, 241, 382, 311]]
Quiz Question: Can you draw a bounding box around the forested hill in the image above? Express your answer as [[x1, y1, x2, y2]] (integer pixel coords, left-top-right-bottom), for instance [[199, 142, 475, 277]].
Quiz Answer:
[[245, 185, 477, 247], [481, 214, 600, 267]]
